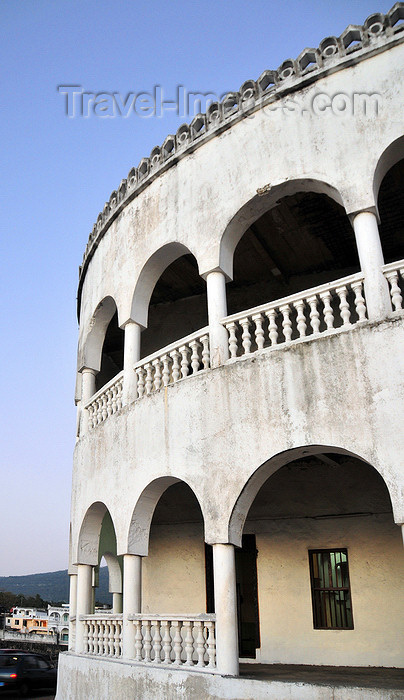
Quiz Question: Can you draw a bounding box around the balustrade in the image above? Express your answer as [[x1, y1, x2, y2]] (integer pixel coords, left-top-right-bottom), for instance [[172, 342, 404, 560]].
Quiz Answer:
[[85, 372, 124, 429], [128, 614, 217, 670], [383, 260, 404, 311], [135, 329, 210, 399], [223, 273, 367, 359], [81, 614, 123, 658]]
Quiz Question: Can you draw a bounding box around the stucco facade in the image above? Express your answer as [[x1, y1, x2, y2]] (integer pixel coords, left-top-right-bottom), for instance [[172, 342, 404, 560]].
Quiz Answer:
[[58, 5, 404, 698]]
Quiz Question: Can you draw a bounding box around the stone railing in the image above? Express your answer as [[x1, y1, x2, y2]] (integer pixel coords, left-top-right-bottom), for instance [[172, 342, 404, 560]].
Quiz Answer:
[[78, 3, 404, 299], [127, 614, 217, 670], [85, 371, 124, 429], [81, 614, 123, 658], [383, 259, 404, 311], [222, 273, 367, 358], [134, 328, 210, 398]]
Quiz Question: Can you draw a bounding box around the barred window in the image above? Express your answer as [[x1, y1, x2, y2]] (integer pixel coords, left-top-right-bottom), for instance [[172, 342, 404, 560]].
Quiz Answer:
[[309, 549, 354, 629]]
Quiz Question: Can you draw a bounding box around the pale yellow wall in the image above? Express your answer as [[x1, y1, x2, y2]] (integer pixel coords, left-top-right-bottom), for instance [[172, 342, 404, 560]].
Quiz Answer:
[[254, 515, 404, 667], [142, 521, 206, 615]]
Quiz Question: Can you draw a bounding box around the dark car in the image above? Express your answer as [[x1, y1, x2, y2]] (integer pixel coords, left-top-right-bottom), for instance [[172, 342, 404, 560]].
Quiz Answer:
[[0, 653, 57, 696]]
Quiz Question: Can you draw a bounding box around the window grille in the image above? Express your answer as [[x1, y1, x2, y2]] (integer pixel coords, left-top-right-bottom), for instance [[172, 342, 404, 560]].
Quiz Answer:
[[309, 549, 354, 629]]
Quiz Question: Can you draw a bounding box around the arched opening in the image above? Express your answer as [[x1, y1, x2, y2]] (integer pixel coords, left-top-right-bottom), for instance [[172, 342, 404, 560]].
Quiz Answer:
[[227, 191, 359, 316], [140, 482, 207, 614], [94, 310, 124, 392], [140, 254, 207, 358], [231, 449, 403, 666], [77, 503, 122, 612], [378, 158, 404, 263]]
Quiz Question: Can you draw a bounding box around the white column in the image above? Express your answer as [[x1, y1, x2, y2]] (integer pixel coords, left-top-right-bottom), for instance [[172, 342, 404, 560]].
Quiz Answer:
[[123, 320, 142, 404], [75, 564, 93, 653], [212, 543, 239, 676], [206, 270, 229, 368], [80, 367, 97, 434], [122, 554, 142, 659], [112, 592, 123, 614], [68, 574, 77, 651], [352, 211, 391, 321]]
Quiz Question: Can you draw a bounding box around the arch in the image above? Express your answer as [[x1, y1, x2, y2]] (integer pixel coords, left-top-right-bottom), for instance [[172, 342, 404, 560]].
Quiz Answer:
[[228, 445, 397, 547], [102, 552, 122, 594], [79, 296, 118, 372], [373, 135, 404, 205], [130, 242, 200, 328], [219, 179, 346, 280], [76, 501, 114, 565], [126, 476, 205, 556]]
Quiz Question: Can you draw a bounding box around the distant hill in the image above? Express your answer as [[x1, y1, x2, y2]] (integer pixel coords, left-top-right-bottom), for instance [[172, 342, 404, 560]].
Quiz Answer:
[[0, 568, 111, 605]]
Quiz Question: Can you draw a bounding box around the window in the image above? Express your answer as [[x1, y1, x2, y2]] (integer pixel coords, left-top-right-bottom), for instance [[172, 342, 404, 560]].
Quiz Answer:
[[309, 549, 354, 629]]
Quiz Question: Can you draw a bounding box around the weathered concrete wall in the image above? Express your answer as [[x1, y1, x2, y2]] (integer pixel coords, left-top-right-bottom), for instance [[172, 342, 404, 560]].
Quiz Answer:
[[71, 316, 404, 564], [56, 653, 404, 700]]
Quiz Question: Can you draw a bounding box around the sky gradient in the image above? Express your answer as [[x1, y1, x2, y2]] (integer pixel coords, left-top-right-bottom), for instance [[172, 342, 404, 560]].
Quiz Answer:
[[0, 0, 391, 576]]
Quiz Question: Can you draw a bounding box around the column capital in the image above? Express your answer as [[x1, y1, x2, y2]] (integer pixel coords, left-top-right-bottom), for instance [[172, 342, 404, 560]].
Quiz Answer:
[[348, 207, 380, 226], [200, 266, 232, 283]]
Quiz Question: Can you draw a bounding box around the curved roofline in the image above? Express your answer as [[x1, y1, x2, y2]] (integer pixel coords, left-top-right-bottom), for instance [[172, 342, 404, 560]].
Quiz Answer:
[[77, 3, 404, 320]]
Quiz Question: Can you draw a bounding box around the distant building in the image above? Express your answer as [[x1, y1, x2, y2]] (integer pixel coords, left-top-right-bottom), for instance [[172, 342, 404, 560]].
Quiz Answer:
[[6, 609, 48, 636], [48, 605, 70, 643], [58, 4, 404, 699]]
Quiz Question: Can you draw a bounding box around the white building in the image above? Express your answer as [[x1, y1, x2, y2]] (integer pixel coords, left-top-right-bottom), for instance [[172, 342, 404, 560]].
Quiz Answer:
[[57, 5, 404, 699], [48, 605, 70, 643]]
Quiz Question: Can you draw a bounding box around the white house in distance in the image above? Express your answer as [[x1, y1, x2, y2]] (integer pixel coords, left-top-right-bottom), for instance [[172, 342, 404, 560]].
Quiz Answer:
[[57, 5, 404, 699]]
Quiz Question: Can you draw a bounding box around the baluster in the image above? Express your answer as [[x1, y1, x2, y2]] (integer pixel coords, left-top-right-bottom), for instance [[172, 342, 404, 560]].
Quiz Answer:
[[116, 379, 123, 410], [96, 397, 103, 424], [86, 621, 93, 654], [252, 313, 265, 350], [152, 620, 162, 663], [172, 620, 183, 665], [93, 620, 99, 655], [103, 620, 109, 655], [385, 270, 403, 311], [179, 345, 191, 378], [161, 355, 171, 386], [266, 308, 278, 346], [194, 621, 205, 667], [106, 388, 113, 416], [152, 359, 162, 390], [109, 620, 115, 656], [294, 299, 307, 337], [336, 286, 351, 325], [161, 620, 172, 664], [114, 621, 121, 657], [170, 350, 181, 382], [225, 322, 238, 358], [145, 363, 153, 394], [307, 295, 320, 333], [83, 621, 89, 654], [205, 621, 216, 668], [101, 394, 108, 421], [280, 304, 292, 342], [240, 318, 251, 354], [87, 405, 94, 430], [134, 619, 143, 661], [189, 340, 201, 374], [320, 290, 334, 329], [111, 385, 117, 413], [200, 335, 210, 369], [351, 280, 367, 321], [143, 620, 152, 662], [136, 367, 145, 398], [183, 620, 194, 665]]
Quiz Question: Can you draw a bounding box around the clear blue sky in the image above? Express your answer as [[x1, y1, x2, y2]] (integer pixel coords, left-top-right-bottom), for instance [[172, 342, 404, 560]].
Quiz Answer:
[[0, 0, 390, 576]]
